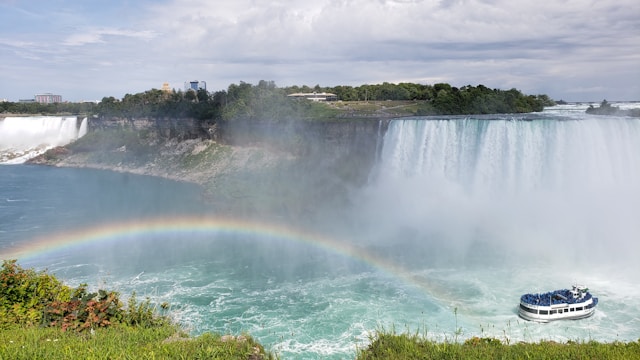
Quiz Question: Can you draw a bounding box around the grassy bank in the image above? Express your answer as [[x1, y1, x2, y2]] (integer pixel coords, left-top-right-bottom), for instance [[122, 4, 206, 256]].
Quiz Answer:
[[0, 326, 274, 359], [357, 332, 640, 360], [330, 100, 421, 118], [3, 327, 638, 360]]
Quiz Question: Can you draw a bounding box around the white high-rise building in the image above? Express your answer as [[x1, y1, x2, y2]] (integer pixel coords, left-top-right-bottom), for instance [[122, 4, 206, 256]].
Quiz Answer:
[[34, 93, 62, 103]]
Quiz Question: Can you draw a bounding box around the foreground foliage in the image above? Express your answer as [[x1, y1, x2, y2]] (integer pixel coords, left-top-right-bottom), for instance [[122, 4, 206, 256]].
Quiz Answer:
[[357, 332, 640, 360], [0, 260, 71, 328], [0, 260, 167, 332], [0, 260, 275, 359]]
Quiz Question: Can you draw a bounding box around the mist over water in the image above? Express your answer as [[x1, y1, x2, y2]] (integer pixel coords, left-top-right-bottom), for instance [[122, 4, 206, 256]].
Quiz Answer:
[[355, 114, 640, 272], [2, 105, 640, 359]]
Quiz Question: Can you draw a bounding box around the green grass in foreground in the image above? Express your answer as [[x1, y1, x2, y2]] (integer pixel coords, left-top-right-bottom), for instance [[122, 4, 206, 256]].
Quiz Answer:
[[357, 332, 640, 360], [0, 325, 276, 360], [3, 327, 639, 360]]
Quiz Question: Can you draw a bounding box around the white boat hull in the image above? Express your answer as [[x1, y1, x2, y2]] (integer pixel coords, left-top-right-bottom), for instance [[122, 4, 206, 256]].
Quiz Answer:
[[518, 303, 597, 323], [518, 285, 598, 322]]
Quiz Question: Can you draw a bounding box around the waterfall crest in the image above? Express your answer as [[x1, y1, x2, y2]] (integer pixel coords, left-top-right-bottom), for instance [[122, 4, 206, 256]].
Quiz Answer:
[[374, 118, 640, 193]]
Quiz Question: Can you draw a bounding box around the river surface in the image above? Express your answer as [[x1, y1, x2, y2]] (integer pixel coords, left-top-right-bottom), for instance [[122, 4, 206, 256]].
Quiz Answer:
[[1, 104, 639, 359]]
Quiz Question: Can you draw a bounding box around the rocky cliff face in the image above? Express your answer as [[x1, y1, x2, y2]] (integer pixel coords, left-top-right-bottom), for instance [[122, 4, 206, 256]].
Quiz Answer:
[[34, 117, 391, 219], [89, 116, 210, 140], [82, 117, 390, 181], [218, 119, 389, 173], [91, 116, 389, 159], [213, 118, 391, 218]]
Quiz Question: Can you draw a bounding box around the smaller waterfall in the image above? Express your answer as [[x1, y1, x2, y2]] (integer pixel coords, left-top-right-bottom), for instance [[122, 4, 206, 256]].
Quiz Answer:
[[0, 116, 88, 164], [78, 117, 88, 138]]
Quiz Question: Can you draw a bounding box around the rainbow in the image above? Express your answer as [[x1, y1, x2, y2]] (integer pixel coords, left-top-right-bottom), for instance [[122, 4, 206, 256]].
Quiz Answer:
[[0, 215, 448, 302], [3, 216, 367, 262]]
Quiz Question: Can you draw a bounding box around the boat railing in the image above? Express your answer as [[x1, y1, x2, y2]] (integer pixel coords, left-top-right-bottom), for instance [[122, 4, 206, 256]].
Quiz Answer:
[[521, 289, 592, 306]]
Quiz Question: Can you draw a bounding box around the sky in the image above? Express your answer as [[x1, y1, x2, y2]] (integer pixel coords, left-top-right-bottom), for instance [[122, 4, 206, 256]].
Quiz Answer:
[[1, 0, 639, 102]]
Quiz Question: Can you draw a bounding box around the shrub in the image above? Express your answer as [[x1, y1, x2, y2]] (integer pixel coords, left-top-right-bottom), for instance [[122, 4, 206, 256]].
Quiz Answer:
[[1, 260, 169, 333], [0, 260, 71, 328], [43, 285, 123, 332], [123, 291, 170, 328]]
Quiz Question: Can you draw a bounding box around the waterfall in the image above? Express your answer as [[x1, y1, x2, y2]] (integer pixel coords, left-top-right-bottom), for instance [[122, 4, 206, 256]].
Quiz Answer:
[[78, 117, 88, 138], [357, 114, 640, 268], [374, 118, 640, 194], [0, 116, 88, 164]]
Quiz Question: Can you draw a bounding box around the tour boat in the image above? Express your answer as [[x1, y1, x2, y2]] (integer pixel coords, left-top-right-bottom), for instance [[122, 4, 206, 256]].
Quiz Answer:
[[518, 285, 598, 322]]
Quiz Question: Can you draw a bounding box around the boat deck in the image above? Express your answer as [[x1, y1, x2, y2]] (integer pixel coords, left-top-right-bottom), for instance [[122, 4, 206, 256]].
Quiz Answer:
[[521, 288, 593, 306]]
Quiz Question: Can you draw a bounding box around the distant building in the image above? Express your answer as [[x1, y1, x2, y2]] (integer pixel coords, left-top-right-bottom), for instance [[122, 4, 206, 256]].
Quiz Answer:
[[34, 93, 62, 103], [287, 92, 338, 101], [184, 80, 206, 92], [161, 82, 171, 92]]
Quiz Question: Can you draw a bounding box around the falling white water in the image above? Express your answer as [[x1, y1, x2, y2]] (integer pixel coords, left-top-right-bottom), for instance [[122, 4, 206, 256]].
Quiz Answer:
[[0, 116, 88, 164], [375, 118, 640, 193], [359, 115, 640, 271]]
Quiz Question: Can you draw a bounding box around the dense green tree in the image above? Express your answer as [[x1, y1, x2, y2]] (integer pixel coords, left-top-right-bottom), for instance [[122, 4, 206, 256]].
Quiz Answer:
[[96, 96, 121, 117], [0, 100, 96, 115], [184, 90, 197, 102], [331, 85, 358, 101]]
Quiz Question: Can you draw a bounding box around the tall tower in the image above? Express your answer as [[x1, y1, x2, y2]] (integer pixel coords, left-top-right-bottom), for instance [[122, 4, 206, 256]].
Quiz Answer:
[[184, 80, 206, 92]]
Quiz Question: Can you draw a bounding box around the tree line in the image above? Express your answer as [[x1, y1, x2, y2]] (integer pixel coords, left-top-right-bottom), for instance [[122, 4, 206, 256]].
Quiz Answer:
[[1, 81, 555, 121], [0, 100, 96, 115], [74, 80, 335, 122]]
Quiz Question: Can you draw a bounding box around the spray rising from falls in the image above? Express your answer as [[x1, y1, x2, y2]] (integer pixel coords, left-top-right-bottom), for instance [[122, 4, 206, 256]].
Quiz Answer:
[[0, 116, 88, 164], [358, 116, 640, 272]]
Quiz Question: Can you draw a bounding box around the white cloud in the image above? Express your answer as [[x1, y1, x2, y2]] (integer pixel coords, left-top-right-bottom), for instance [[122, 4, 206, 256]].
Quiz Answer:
[[63, 29, 157, 46], [0, 0, 638, 101], [63, 33, 104, 47]]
